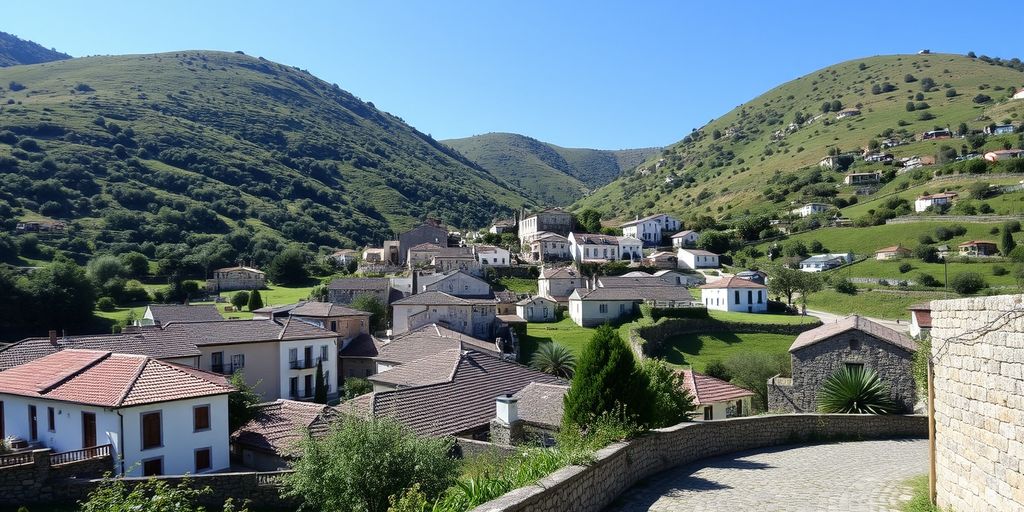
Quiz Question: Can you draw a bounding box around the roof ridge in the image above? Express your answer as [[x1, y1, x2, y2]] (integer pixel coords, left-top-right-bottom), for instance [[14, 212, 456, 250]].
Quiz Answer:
[[113, 355, 152, 407], [35, 350, 114, 394]]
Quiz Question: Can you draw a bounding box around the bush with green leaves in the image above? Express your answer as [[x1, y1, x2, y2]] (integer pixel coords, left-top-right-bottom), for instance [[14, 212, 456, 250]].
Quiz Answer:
[[96, 296, 117, 312], [725, 352, 790, 412], [246, 289, 263, 311], [950, 272, 987, 295], [914, 244, 939, 263], [703, 359, 732, 382], [833, 277, 857, 295], [898, 262, 913, 274], [230, 291, 250, 310], [267, 245, 310, 285], [530, 342, 576, 378], [283, 417, 458, 512], [993, 265, 1009, 276], [562, 325, 651, 428], [817, 366, 896, 414], [351, 294, 386, 331], [80, 474, 246, 512], [917, 273, 940, 287], [343, 377, 373, 399], [228, 371, 262, 431], [639, 358, 695, 428]]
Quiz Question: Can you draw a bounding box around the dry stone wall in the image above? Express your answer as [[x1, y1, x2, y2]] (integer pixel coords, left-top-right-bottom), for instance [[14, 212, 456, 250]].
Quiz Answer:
[[931, 294, 1024, 511]]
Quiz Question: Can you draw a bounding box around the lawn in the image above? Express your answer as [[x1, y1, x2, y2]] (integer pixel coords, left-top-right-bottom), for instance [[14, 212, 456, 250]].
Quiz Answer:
[[838, 257, 1019, 288], [804, 289, 947, 320], [520, 317, 597, 362], [496, 276, 538, 295], [707, 310, 818, 325], [662, 332, 797, 371], [754, 222, 1005, 257], [841, 175, 1024, 219]]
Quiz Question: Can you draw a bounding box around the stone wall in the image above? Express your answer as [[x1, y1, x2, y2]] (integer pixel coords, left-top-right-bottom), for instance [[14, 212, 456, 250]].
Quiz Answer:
[[931, 294, 1024, 511], [0, 448, 112, 508], [470, 414, 927, 512]]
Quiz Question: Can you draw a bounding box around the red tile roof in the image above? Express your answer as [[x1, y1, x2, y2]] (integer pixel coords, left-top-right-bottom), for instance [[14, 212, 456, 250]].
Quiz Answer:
[[698, 276, 767, 289], [680, 369, 754, 405], [957, 240, 997, 247], [0, 350, 233, 407], [875, 245, 910, 254]]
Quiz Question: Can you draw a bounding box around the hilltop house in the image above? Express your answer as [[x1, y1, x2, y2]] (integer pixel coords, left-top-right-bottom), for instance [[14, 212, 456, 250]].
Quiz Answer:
[[698, 276, 767, 313], [984, 149, 1024, 162], [680, 369, 754, 420], [799, 253, 852, 272], [525, 232, 571, 263], [619, 213, 681, 246], [914, 192, 958, 212], [206, 266, 265, 293], [516, 296, 558, 323], [518, 208, 574, 244], [390, 291, 497, 338], [137, 304, 223, 326], [984, 124, 1016, 135], [791, 203, 832, 218], [538, 266, 586, 305], [958, 240, 999, 257], [671, 230, 700, 248], [677, 248, 719, 270], [875, 245, 912, 260], [0, 350, 233, 477], [398, 220, 448, 265], [835, 108, 860, 119], [844, 172, 881, 185], [231, 399, 338, 471], [768, 316, 917, 413]]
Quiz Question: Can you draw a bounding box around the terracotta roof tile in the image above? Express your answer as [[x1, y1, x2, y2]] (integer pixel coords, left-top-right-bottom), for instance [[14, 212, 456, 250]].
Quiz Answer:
[[699, 276, 767, 289], [680, 369, 753, 405]]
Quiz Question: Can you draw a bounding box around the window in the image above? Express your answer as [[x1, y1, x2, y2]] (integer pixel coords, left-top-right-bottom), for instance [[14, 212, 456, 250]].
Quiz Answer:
[[47, 407, 55, 432], [289, 348, 299, 364], [28, 405, 37, 441], [320, 345, 329, 362], [734, 290, 740, 304], [703, 406, 713, 421], [845, 363, 864, 373], [599, 304, 608, 314], [141, 412, 162, 450], [619, 303, 626, 314], [289, 377, 299, 398], [736, 400, 743, 416], [193, 405, 211, 432], [747, 290, 753, 304], [143, 458, 163, 477], [0, 401, 4, 440], [195, 448, 212, 472], [230, 354, 245, 370], [304, 374, 313, 398], [211, 352, 224, 373], [330, 320, 337, 332], [757, 290, 763, 304]]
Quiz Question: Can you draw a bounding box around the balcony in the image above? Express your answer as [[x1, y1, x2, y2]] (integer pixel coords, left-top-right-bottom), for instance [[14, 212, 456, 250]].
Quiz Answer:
[[210, 363, 243, 375], [288, 357, 325, 370]]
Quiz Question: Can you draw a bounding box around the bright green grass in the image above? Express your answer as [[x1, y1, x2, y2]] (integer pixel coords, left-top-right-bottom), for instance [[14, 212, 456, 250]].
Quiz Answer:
[[842, 175, 1024, 219], [662, 332, 797, 371], [837, 257, 1018, 287], [708, 310, 818, 325], [754, 222, 1004, 256], [496, 277, 538, 295], [520, 317, 597, 362], [804, 289, 947, 320], [900, 475, 940, 512], [90, 283, 316, 325]]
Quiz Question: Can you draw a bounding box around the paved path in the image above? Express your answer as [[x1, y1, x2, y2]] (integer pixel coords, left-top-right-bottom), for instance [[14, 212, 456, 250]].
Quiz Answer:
[[806, 309, 908, 333], [605, 439, 927, 512]]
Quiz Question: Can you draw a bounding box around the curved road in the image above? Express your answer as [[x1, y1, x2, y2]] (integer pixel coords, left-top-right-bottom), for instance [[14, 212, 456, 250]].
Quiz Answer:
[[604, 439, 927, 512]]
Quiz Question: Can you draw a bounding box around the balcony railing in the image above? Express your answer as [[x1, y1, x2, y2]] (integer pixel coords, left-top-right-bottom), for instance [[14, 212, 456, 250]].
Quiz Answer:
[[49, 444, 111, 466], [0, 451, 33, 468], [211, 363, 243, 375], [288, 357, 325, 370], [288, 385, 330, 400]]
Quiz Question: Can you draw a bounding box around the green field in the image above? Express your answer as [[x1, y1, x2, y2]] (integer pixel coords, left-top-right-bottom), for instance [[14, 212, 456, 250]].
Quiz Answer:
[[496, 277, 538, 295], [836, 257, 1018, 287], [842, 175, 1024, 219], [706, 310, 818, 325], [662, 332, 797, 371], [754, 221, 1006, 256], [521, 318, 597, 361], [804, 289, 947, 320]]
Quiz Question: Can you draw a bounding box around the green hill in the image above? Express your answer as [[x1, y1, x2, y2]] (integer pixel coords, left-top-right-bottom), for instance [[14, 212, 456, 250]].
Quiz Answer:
[[575, 53, 1024, 222], [443, 132, 658, 205], [0, 31, 70, 67], [0, 51, 533, 270]]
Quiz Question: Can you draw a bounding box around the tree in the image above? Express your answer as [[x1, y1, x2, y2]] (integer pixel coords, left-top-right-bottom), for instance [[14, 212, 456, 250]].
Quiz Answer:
[[119, 251, 149, 278], [562, 325, 651, 428], [696, 230, 732, 255], [817, 367, 896, 414], [87, 254, 127, 287], [228, 372, 262, 431], [351, 294, 386, 331], [639, 359, 695, 428], [230, 291, 250, 311], [830, 99, 842, 112], [725, 352, 789, 412], [796, 272, 824, 312], [733, 215, 770, 242], [81, 474, 243, 512], [343, 377, 373, 398], [1003, 224, 1017, 256], [530, 342, 576, 378], [267, 246, 309, 285], [575, 209, 603, 233], [904, 73, 917, 83], [703, 359, 732, 382], [833, 277, 857, 295], [314, 361, 328, 404], [950, 272, 987, 295], [282, 417, 458, 512], [247, 289, 264, 311], [765, 264, 804, 304], [914, 244, 939, 263], [920, 77, 935, 91], [25, 259, 97, 329], [821, 101, 832, 113]]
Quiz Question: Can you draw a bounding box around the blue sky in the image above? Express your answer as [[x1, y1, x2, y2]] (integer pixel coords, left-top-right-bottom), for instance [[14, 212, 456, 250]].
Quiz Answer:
[[6, 1, 1021, 149]]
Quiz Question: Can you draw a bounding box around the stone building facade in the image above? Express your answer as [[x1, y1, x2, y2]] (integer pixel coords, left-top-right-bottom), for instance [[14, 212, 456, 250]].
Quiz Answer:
[[398, 221, 448, 265], [768, 315, 917, 413], [206, 266, 266, 292], [932, 294, 1024, 511]]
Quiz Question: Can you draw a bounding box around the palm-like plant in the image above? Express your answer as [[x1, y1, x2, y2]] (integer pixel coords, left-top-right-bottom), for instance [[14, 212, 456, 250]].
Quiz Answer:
[[530, 342, 576, 378], [818, 366, 897, 414]]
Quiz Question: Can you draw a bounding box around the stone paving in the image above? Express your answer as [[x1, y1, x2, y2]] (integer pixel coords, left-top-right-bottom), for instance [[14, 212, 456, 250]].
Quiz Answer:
[[604, 439, 928, 512]]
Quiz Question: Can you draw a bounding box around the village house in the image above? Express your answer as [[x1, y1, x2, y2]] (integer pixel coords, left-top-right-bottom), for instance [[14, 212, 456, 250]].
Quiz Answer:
[[372, 324, 501, 376], [407, 242, 444, 268], [516, 296, 558, 323], [433, 247, 483, 276], [734, 269, 767, 285], [914, 192, 958, 212], [525, 232, 571, 263], [0, 330, 202, 371], [288, 301, 371, 340], [206, 266, 266, 293], [362, 247, 387, 263], [390, 291, 497, 338], [680, 369, 754, 421], [568, 286, 694, 327], [671, 230, 700, 247], [488, 218, 517, 234], [922, 129, 952, 140], [474, 245, 511, 267], [538, 266, 586, 305], [863, 153, 893, 164], [518, 208, 574, 244], [699, 276, 767, 313], [415, 269, 492, 297], [230, 399, 338, 471], [327, 277, 395, 306], [958, 240, 999, 257], [908, 303, 932, 339], [0, 349, 233, 477], [338, 331, 381, 380], [767, 316, 917, 413], [799, 253, 852, 272], [137, 304, 223, 326], [644, 250, 677, 269], [568, 232, 621, 262], [398, 220, 448, 265], [619, 213, 681, 246], [844, 172, 881, 185], [618, 236, 643, 261], [598, 270, 703, 288], [984, 124, 1016, 135], [494, 290, 518, 316], [327, 249, 358, 266], [677, 248, 719, 270], [790, 203, 832, 217], [835, 108, 860, 119], [875, 245, 912, 260], [984, 149, 1024, 162]]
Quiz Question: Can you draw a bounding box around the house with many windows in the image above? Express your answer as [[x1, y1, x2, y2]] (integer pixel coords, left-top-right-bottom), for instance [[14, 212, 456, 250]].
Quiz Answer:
[[0, 350, 233, 477], [699, 276, 767, 313], [525, 232, 571, 263], [205, 266, 266, 293], [390, 291, 497, 338], [568, 233, 621, 262], [671, 230, 700, 248], [677, 248, 719, 269], [518, 208, 574, 244], [619, 213, 681, 246], [568, 286, 695, 327], [537, 266, 586, 305]]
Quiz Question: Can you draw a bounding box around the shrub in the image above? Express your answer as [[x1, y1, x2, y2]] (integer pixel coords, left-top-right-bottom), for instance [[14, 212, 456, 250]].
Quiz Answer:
[[973, 94, 992, 104], [817, 367, 896, 414], [703, 359, 732, 382], [833, 277, 858, 295], [562, 325, 651, 428], [351, 294, 386, 331], [227, 372, 262, 431], [639, 359, 695, 428], [530, 342, 576, 378], [96, 296, 116, 312], [230, 291, 250, 311], [80, 475, 238, 512], [899, 262, 913, 274], [950, 272, 987, 294], [343, 377, 373, 398], [917, 273, 941, 287], [246, 289, 263, 311], [914, 244, 939, 263], [992, 265, 1009, 276], [918, 234, 935, 244], [724, 352, 789, 412]]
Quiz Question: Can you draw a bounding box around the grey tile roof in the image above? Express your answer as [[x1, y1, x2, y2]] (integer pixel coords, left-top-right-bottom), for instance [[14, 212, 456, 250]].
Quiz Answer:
[[231, 399, 339, 456], [290, 301, 371, 318], [375, 324, 498, 364], [339, 334, 381, 358], [327, 277, 390, 290], [571, 233, 619, 245], [790, 315, 917, 353], [699, 276, 767, 289], [153, 318, 336, 347], [513, 382, 569, 429], [540, 266, 581, 279], [369, 348, 461, 388], [390, 291, 496, 306], [575, 286, 693, 302], [0, 332, 200, 371], [146, 304, 224, 324]]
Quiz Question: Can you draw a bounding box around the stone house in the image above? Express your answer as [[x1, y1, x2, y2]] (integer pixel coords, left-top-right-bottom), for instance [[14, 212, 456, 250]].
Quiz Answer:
[[206, 266, 266, 293], [407, 242, 444, 268], [644, 250, 677, 269], [390, 291, 497, 338], [433, 247, 483, 276], [526, 232, 571, 263], [398, 220, 448, 265], [289, 301, 371, 341], [767, 315, 917, 413], [327, 277, 394, 306], [518, 208, 574, 244]]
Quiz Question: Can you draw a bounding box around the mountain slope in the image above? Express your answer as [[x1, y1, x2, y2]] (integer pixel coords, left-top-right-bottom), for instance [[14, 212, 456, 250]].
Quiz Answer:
[[443, 132, 658, 205], [0, 31, 70, 67], [576, 53, 1024, 221], [0, 51, 531, 268]]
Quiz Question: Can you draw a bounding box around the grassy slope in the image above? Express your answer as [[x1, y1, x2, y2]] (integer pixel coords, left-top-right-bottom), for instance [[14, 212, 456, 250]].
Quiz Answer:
[[662, 332, 796, 371], [0, 51, 532, 251], [753, 221, 1005, 254], [804, 289, 947, 320], [576, 53, 1024, 222], [444, 132, 658, 206]]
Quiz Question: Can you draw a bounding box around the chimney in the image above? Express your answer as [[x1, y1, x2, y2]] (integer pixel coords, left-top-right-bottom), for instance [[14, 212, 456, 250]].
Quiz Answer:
[[490, 393, 523, 446], [495, 394, 519, 425], [411, 270, 419, 295], [48, 330, 58, 345]]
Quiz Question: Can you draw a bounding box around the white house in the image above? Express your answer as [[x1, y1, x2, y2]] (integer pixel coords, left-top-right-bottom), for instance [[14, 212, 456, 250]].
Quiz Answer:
[[0, 350, 233, 477], [568, 232, 621, 262], [473, 245, 511, 267], [417, 270, 492, 297], [908, 303, 932, 339], [538, 266, 586, 304], [671, 230, 700, 248], [518, 208, 574, 244], [568, 288, 640, 327], [914, 192, 958, 212], [1014, 89, 1024, 100], [790, 203, 832, 218], [328, 249, 358, 266], [390, 291, 497, 338], [525, 232, 571, 263], [619, 214, 681, 246], [984, 149, 1024, 162], [798, 253, 853, 272], [677, 248, 719, 270], [698, 276, 768, 313], [516, 296, 558, 323], [680, 369, 754, 420], [617, 236, 643, 262]]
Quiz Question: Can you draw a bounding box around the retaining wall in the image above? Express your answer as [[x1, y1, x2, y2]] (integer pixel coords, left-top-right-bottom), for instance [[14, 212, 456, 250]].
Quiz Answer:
[[471, 414, 927, 512], [0, 448, 112, 508]]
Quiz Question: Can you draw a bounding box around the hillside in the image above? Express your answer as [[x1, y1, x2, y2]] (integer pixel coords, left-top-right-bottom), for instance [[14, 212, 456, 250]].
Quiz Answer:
[[0, 51, 533, 271], [443, 132, 657, 205], [576, 53, 1024, 222], [0, 31, 70, 67]]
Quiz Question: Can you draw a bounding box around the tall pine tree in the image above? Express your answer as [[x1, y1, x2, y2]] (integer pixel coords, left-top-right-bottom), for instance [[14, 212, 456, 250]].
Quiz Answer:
[[562, 325, 651, 428], [313, 360, 328, 404], [1003, 224, 1017, 256], [247, 289, 264, 311]]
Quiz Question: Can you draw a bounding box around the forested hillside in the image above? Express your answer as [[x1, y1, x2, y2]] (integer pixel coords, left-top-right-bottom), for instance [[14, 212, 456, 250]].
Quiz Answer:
[[0, 31, 70, 67]]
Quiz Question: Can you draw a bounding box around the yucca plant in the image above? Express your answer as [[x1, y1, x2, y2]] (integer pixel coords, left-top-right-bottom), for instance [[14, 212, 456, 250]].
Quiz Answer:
[[817, 366, 897, 414], [530, 342, 576, 378]]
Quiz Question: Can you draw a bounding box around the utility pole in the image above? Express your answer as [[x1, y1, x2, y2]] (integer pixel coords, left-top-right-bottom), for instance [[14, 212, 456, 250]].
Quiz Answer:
[[943, 258, 949, 298]]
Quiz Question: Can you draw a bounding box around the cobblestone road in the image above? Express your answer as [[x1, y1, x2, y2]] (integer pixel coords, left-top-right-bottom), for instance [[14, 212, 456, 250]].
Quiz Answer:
[[605, 439, 927, 512]]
